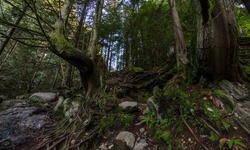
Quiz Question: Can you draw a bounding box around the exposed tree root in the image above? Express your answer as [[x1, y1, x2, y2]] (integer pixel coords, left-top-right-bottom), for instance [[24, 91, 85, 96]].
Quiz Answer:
[[200, 118, 220, 136], [181, 109, 209, 150]]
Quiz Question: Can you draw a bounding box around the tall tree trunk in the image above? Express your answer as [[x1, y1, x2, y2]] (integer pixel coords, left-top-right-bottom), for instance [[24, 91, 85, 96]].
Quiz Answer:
[[196, 0, 241, 81], [64, 1, 88, 88], [169, 0, 188, 68], [0, 5, 27, 56], [87, 0, 104, 60]]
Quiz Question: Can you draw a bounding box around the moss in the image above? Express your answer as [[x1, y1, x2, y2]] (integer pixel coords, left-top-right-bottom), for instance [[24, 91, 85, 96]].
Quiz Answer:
[[133, 67, 144, 73], [27, 97, 45, 106], [50, 32, 74, 51], [212, 90, 225, 96], [199, 0, 215, 25], [242, 65, 250, 76], [116, 113, 134, 128]]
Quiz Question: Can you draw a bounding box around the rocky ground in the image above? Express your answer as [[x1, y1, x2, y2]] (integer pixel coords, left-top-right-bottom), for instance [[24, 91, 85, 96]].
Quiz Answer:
[[1, 47, 250, 149], [0, 77, 250, 150]]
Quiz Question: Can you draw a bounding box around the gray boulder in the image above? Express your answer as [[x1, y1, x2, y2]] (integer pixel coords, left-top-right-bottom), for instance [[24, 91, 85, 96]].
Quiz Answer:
[[29, 92, 58, 102], [0, 99, 49, 148], [118, 101, 138, 112]]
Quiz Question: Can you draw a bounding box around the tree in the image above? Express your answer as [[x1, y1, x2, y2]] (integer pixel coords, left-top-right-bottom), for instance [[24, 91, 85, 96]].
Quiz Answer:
[[47, 0, 104, 97], [0, 4, 27, 56], [169, 0, 188, 68], [64, 0, 89, 88], [196, 0, 241, 81]]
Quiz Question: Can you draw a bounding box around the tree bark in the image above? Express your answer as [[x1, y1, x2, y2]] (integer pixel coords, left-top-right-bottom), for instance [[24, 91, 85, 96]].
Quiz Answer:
[[169, 0, 188, 68], [64, 1, 89, 88], [196, 0, 241, 81], [87, 0, 104, 61], [48, 0, 100, 97]]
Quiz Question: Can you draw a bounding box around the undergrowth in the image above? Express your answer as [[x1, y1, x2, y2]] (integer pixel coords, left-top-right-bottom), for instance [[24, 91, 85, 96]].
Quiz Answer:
[[141, 74, 246, 149]]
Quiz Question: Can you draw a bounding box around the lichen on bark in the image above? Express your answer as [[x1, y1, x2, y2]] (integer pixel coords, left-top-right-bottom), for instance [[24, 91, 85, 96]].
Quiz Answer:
[[50, 32, 73, 52]]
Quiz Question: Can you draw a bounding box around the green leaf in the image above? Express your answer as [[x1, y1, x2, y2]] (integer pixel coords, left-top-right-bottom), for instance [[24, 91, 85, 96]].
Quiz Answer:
[[228, 140, 234, 149], [233, 139, 246, 148]]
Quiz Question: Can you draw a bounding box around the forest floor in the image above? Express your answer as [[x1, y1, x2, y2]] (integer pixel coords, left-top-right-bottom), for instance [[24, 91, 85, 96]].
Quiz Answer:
[[15, 67, 250, 150], [6, 48, 250, 150]]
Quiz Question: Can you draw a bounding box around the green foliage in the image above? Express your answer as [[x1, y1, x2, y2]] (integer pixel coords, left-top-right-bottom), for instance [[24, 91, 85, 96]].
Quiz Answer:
[[141, 111, 159, 129], [235, 5, 250, 36], [242, 65, 250, 76], [142, 109, 178, 144], [50, 33, 74, 51], [219, 138, 246, 149], [212, 90, 225, 96], [116, 113, 134, 128], [98, 116, 115, 135], [202, 102, 224, 121], [222, 121, 230, 130], [27, 97, 45, 106], [209, 132, 219, 141], [131, 67, 144, 73]]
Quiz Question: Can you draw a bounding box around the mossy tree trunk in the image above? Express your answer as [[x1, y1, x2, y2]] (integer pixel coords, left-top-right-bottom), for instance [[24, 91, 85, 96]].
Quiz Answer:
[[196, 0, 241, 81], [49, 0, 101, 97], [64, 1, 89, 88]]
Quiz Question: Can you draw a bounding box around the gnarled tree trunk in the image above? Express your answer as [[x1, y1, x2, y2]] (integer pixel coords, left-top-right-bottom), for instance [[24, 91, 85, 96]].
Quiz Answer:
[[196, 0, 241, 81], [48, 0, 102, 97]]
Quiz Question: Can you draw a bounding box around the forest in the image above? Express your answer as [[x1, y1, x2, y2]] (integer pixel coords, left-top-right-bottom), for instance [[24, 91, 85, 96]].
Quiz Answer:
[[0, 0, 250, 149]]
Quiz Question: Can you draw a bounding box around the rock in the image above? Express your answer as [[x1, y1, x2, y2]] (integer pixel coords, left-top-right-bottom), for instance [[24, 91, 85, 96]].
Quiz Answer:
[[139, 128, 145, 133], [0, 98, 49, 147], [29, 92, 58, 103], [134, 141, 148, 150], [108, 144, 114, 149], [217, 80, 249, 100], [53, 96, 64, 112], [0, 99, 27, 111], [112, 140, 130, 150], [118, 101, 138, 112], [53, 95, 82, 118], [99, 143, 108, 150], [115, 131, 135, 148], [16, 94, 29, 100], [147, 96, 162, 120]]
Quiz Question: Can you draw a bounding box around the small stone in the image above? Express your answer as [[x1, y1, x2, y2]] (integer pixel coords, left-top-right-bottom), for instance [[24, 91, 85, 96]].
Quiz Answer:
[[119, 101, 138, 112], [203, 97, 208, 100], [29, 92, 57, 102], [134, 142, 148, 150], [139, 128, 145, 133], [115, 131, 135, 148], [207, 108, 214, 112], [137, 137, 140, 141], [188, 138, 191, 142], [99, 143, 107, 150], [108, 144, 114, 149], [71, 139, 76, 145]]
